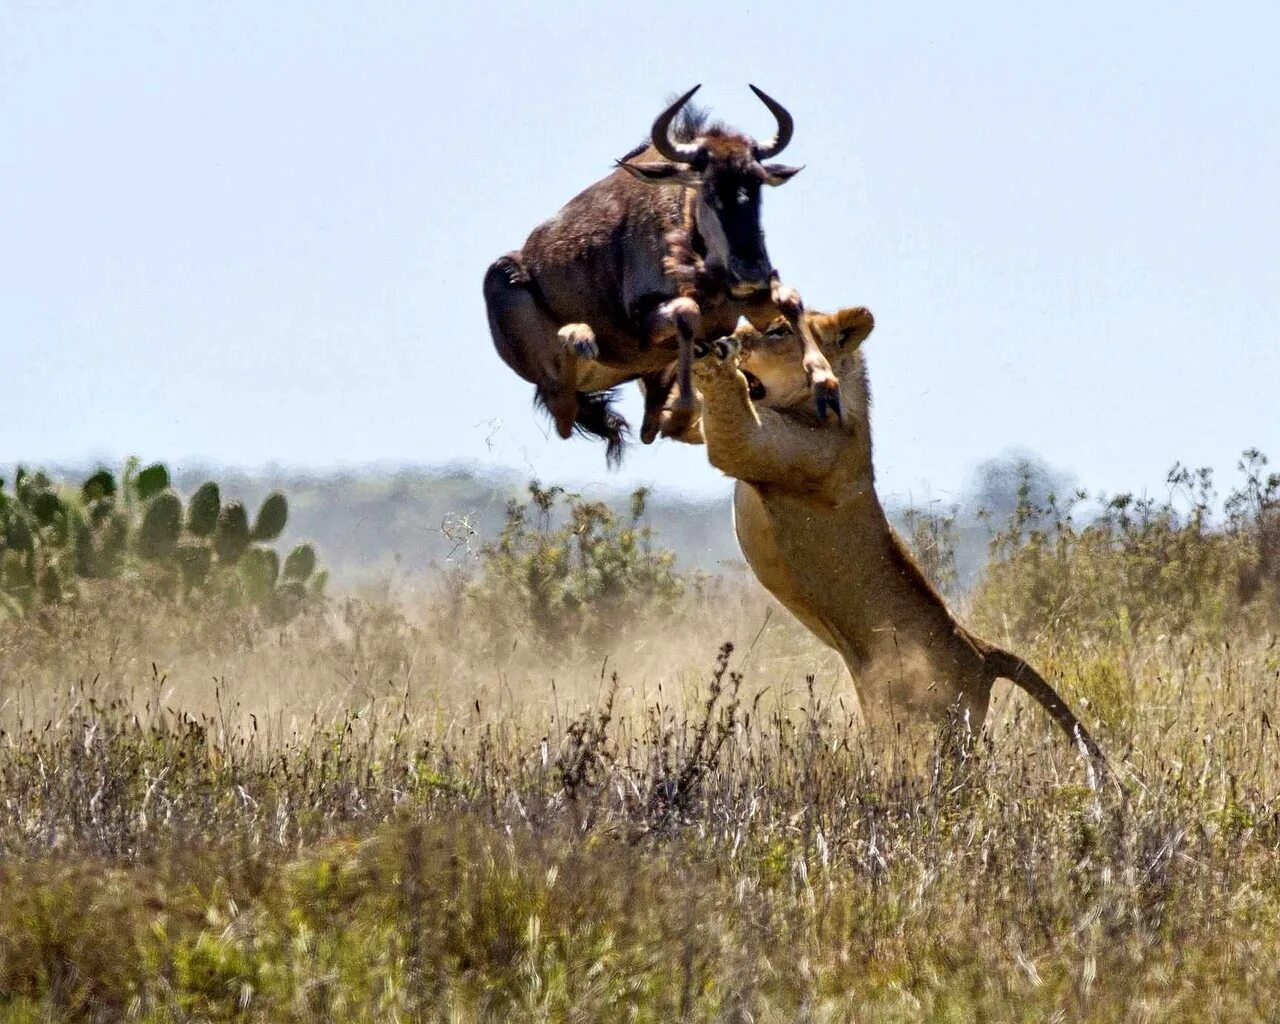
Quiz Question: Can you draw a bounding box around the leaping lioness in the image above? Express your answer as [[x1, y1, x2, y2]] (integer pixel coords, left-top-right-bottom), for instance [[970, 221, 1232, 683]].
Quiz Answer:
[[689, 308, 1106, 766]]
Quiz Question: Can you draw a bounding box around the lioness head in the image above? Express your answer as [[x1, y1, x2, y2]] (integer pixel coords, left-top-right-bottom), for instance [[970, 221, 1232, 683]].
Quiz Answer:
[[735, 306, 875, 412]]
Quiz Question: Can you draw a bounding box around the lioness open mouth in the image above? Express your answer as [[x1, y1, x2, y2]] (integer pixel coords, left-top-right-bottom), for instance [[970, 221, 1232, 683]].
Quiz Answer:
[[743, 370, 766, 401]]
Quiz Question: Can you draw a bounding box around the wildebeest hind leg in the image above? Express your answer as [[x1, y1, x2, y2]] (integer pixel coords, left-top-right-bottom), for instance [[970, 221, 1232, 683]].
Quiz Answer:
[[484, 256, 580, 438], [483, 259, 627, 459]]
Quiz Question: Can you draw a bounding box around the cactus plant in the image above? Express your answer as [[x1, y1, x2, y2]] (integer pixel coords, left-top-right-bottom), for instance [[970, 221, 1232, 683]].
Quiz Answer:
[[137, 491, 183, 560], [38, 564, 64, 605], [81, 470, 116, 503], [134, 463, 170, 502], [251, 492, 288, 542], [5, 512, 34, 558], [239, 547, 280, 603], [282, 543, 317, 583], [187, 482, 220, 538], [214, 502, 252, 564], [1, 460, 326, 623], [175, 542, 213, 588]]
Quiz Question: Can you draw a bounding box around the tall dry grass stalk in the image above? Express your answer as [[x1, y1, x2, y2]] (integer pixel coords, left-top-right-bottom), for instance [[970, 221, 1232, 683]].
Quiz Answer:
[[1, 469, 1279, 1021]]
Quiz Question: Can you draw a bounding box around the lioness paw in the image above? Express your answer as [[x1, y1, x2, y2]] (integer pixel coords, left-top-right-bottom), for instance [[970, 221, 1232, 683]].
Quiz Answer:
[[712, 335, 740, 361], [694, 335, 739, 360]]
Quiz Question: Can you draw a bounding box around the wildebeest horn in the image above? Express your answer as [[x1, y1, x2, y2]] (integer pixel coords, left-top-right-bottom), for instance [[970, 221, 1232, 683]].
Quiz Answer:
[[650, 85, 704, 164], [749, 85, 794, 159]]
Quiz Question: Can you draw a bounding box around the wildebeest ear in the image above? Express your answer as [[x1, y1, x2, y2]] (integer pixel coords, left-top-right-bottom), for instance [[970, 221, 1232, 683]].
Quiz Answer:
[[617, 160, 702, 186], [760, 163, 803, 186]]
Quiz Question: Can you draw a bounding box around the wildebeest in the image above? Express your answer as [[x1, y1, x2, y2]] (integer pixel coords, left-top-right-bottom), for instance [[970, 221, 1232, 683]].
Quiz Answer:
[[483, 86, 840, 465]]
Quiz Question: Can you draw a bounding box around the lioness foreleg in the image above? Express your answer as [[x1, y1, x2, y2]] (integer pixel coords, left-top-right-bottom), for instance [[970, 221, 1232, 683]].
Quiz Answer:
[[694, 338, 840, 488]]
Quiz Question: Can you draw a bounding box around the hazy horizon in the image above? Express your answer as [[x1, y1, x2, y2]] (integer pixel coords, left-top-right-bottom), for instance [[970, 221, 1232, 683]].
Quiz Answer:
[[5, 2, 1277, 504]]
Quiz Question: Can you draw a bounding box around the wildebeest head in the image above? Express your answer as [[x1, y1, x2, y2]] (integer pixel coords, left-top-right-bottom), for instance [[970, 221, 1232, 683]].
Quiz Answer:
[[619, 85, 802, 298]]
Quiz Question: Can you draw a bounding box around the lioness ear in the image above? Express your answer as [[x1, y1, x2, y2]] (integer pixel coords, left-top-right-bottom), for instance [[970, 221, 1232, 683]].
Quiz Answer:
[[760, 163, 803, 186], [832, 306, 875, 350], [618, 160, 702, 187], [805, 311, 841, 346], [806, 307, 874, 349]]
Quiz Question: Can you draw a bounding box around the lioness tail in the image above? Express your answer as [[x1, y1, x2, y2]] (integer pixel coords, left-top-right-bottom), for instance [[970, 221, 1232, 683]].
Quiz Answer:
[[985, 648, 1107, 769]]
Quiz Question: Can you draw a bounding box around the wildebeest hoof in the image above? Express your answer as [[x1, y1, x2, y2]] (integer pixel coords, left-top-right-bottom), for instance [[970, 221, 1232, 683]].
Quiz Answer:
[[660, 403, 697, 439], [558, 323, 599, 360], [814, 379, 842, 423], [773, 283, 804, 320]]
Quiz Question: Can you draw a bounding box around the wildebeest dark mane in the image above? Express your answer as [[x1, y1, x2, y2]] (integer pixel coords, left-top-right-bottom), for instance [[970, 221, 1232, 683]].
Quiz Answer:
[[672, 102, 717, 142], [617, 102, 723, 163]]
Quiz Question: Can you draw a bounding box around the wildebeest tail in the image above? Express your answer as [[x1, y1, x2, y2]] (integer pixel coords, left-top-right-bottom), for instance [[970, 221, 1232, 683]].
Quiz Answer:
[[985, 647, 1108, 769], [572, 390, 629, 468]]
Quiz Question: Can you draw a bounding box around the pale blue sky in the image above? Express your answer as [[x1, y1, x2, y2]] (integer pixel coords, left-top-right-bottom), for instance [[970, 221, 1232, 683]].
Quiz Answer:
[[3, 1, 1277, 502]]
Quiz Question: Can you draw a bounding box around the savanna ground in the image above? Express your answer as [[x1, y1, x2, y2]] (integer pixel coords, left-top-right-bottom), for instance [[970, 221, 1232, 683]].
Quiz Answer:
[[3, 458, 1280, 1022]]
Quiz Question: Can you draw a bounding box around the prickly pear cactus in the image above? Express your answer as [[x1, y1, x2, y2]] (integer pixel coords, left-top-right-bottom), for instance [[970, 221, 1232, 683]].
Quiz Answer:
[[137, 491, 183, 560], [186, 482, 220, 538], [239, 546, 280, 603], [251, 492, 288, 542], [214, 502, 252, 564], [81, 470, 116, 503], [134, 463, 170, 502], [282, 543, 317, 582], [175, 542, 213, 588], [1, 460, 327, 623], [38, 564, 64, 605]]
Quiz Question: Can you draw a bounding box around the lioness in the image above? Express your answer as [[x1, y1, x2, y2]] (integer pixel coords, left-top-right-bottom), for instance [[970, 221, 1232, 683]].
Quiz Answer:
[[691, 307, 1105, 765]]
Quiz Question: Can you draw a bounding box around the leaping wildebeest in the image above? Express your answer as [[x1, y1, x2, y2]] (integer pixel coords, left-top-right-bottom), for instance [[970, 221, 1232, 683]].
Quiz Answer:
[[483, 85, 840, 464]]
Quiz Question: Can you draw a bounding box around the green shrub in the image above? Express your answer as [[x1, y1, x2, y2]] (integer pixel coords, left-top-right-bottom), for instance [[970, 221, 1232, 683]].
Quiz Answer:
[[970, 450, 1280, 647], [465, 482, 697, 648]]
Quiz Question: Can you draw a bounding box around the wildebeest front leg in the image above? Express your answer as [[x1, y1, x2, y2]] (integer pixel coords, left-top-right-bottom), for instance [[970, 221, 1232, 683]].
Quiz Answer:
[[638, 366, 683, 444], [771, 276, 842, 422], [557, 322, 599, 361], [647, 297, 701, 438]]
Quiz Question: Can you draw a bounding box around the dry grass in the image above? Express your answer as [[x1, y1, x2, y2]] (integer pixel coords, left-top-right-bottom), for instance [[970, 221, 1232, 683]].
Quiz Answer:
[[5, 459, 1280, 1021], [2, 559, 1280, 1022]]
